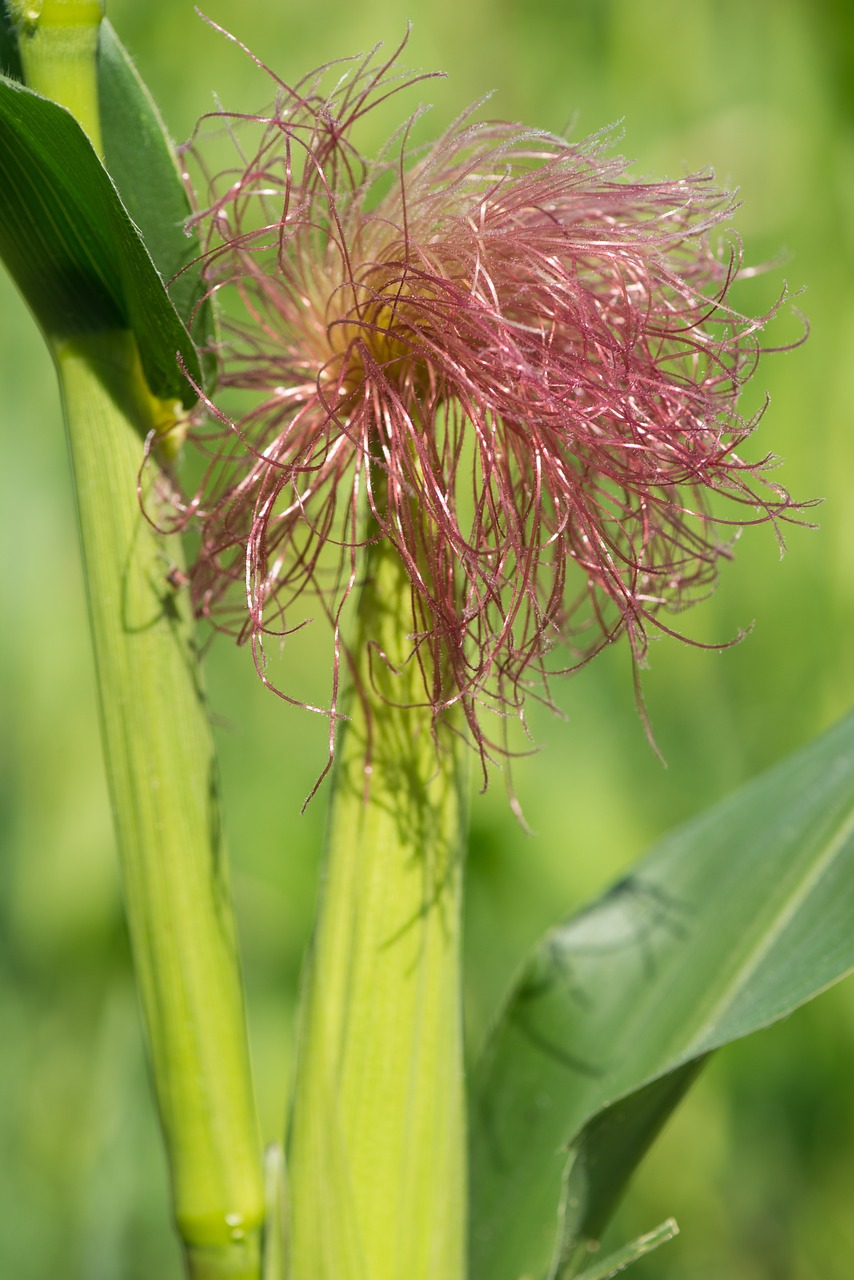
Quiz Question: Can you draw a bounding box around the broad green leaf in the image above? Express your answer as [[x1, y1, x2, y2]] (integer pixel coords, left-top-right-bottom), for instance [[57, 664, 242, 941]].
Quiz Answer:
[[97, 20, 217, 386], [469, 710, 854, 1280], [0, 70, 200, 403]]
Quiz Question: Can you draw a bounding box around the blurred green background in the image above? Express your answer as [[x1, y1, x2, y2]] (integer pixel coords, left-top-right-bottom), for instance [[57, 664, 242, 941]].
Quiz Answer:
[[2, 0, 853, 1275]]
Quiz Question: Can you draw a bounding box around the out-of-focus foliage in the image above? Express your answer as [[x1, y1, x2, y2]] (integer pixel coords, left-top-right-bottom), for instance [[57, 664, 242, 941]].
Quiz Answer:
[[1, 0, 852, 1276]]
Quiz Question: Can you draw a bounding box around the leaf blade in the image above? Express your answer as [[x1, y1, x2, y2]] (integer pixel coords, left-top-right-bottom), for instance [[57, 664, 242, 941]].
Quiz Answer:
[[97, 20, 216, 384], [0, 70, 200, 403], [469, 711, 854, 1280]]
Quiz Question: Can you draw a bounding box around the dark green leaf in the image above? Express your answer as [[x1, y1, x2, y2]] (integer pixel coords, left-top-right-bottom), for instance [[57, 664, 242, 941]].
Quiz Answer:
[[0, 71, 200, 404], [97, 20, 217, 386], [469, 711, 854, 1280]]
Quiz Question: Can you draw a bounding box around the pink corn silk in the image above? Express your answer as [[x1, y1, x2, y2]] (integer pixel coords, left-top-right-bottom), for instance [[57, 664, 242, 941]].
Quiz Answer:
[[177, 35, 803, 767]]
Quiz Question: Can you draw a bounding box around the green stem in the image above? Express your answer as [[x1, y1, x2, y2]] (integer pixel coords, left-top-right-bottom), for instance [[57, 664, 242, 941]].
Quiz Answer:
[[6, 5, 265, 1272], [288, 536, 469, 1280], [54, 331, 264, 1279], [262, 1144, 289, 1280]]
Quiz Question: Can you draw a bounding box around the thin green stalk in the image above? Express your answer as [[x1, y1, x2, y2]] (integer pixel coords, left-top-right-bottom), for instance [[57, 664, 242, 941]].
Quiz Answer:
[[288, 535, 469, 1280], [55, 331, 265, 1278], [262, 1144, 288, 1280], [4, 3, 266, 1271]]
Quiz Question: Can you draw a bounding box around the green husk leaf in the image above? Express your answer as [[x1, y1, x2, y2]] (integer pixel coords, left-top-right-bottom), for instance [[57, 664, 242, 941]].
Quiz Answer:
[[287, 535, 468, 1280], [469, 710, 854, 1280], [0, 69, 200, 403]]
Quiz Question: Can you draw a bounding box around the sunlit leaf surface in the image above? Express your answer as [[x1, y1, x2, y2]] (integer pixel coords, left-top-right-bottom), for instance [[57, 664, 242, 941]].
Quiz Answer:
[[0, 70, 200, 402], [97, 20, 216, 386], [470, 711, 854, 1280]]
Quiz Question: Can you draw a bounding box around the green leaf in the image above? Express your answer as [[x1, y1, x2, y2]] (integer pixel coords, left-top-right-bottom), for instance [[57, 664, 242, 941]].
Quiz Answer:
[[97, 20, 217, 386], [469, 711, 854, 1280], [0, 69, 200, 403]]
